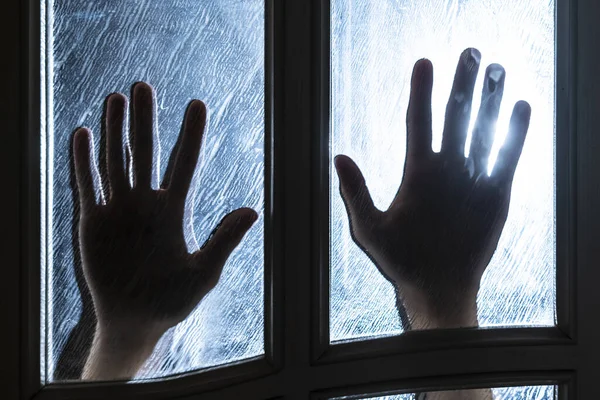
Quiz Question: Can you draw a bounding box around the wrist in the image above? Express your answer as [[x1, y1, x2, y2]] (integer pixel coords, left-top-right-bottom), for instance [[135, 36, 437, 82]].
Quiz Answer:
[[82, 322, 163, 381], [395, 283, 479, 330]]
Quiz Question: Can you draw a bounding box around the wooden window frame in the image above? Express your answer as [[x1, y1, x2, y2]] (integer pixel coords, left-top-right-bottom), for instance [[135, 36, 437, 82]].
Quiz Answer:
[[2, 0, 599, 399]]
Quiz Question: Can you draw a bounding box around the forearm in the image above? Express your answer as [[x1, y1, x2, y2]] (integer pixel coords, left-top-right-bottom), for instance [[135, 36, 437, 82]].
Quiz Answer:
[[394, 286, 491, 400], [82, 323, 162, 381]]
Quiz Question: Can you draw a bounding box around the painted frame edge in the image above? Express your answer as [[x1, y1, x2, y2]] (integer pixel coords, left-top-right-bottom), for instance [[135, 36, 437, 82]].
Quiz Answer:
[[20, 0, 283, 399], [309, 371, 574, 400], [312, 0, 579, 365]]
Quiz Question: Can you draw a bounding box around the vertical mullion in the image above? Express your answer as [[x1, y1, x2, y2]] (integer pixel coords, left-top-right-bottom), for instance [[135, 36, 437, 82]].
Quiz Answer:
[[265, 0, 284, 372], [311, 0, 331, 362], [555, 0, 578, 340], [576, 0, 600, 398], [281, 0, 314, 398]]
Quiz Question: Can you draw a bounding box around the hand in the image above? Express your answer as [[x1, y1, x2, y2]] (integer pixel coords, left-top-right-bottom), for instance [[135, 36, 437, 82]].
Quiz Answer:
[[335, 49, 531, 329], [74, 83, 257, 380]]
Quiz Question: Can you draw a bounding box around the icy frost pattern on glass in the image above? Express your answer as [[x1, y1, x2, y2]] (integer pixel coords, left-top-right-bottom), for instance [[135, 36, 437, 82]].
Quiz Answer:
[[332, 385, 556, 399], [330, 0, 555, 341], [45, 0, 264, 381]]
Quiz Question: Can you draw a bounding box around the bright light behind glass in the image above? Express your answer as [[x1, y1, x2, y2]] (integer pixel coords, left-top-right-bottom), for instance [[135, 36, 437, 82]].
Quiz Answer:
[[330, 0, 555, 341]]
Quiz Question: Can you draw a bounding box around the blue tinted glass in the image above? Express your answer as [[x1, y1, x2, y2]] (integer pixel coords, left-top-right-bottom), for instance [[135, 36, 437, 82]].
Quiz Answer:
[[44, 0, 264, 381]]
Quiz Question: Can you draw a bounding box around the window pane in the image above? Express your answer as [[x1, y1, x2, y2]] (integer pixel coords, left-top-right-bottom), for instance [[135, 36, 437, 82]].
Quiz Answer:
[[331, 385, 557, 399], [330, 0, 555, 340], [43, 0, 265, 381]]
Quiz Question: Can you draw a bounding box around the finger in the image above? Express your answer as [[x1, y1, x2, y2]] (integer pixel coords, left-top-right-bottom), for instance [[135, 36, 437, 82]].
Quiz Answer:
[[492, 101, 531, 185], [334, 155, 377, 227], [106, 93, 129, 198], [406, 58, 433, 159], [195, 208, 258, 289], [469, 64, 506, 176], [131, 82, 155, 190], [73, 128, 97, 213], [441, 48, 481, 158], [166, 100, 207, 200]]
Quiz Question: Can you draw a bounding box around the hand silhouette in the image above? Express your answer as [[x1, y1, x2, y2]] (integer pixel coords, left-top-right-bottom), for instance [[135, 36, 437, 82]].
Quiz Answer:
[[335, 49, 531, 329], [74, 83, 257, 380]]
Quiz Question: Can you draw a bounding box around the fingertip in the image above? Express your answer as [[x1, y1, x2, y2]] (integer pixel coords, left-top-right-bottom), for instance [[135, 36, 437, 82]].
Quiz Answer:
[[133, 81, 154, 92], [217, 208, 259, 233], [107, 92, 128, 110], [486, 63, 505, 77], [462, 47, 482, 65], [247, 208, 259, 223], [415, 58, 433, 72], [334, 155, 353, 181], [235, 207, 259, 225], [186, 99, 208, 127], [334, 155, 364, 187], [106, 94, 128, 126], [235, 212, 258, 236], [420, 58, 433, 67], [73, 129, 90, 164], [73, 127, 91, 149], [132, 82, 155, 102], [486, 63, 505, 85], [333, 154, 343, 170], [334, 154, 353, 171], [189, 99, 207, 115], [515, 100, 532, 118], [411, 58, 433, 87]]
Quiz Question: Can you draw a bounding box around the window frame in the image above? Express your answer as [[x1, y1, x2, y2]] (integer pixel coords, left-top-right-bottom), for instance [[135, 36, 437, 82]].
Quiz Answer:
[[311, 371, 573, 399], [12, 0, 283, 398], [3, 0, 600, 398], [311, 0, 577, 363]]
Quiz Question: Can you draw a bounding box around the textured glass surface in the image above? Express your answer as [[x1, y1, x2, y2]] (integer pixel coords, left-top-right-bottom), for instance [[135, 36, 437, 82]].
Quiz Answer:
[[332, 385, 556, 399], [44, 0, 264, 381], [330, 0, 555, 341]]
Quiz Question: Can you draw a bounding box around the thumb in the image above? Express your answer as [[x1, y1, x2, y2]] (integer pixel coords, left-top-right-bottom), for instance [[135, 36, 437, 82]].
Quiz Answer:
[[194, 207, 258, 290], [334, 155, 377, 228]]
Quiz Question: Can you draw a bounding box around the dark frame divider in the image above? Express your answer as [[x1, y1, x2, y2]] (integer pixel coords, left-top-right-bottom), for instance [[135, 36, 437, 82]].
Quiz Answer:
[[5, 0, 600, 398], [310, 371, 574, 400], [311, 372, 574, 400]]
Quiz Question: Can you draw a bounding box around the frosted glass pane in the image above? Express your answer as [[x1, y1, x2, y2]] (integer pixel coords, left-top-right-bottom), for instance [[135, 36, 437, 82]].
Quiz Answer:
[[332, 385, 556, 399], [44, 0, 264, 381], [330, 0, 555, 340]]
